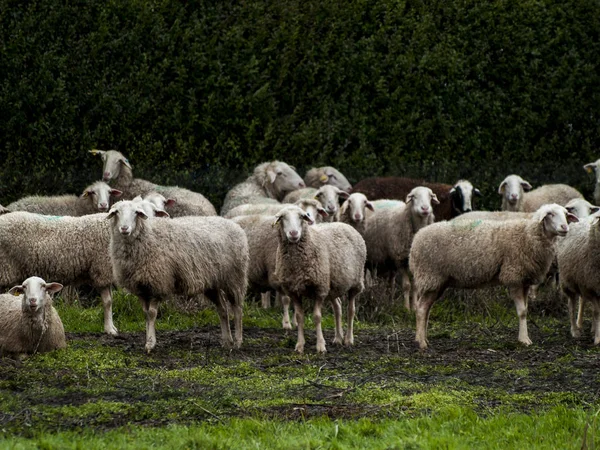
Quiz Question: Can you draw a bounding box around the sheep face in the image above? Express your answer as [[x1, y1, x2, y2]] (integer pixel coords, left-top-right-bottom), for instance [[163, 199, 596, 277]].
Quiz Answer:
[[406, 187, 439, 218], [107, 200, 150, 237], [565, 198, 600, 219], [344, 193, 374, 224], [296, 199, 328, 224], [144, 192, 176, 211], [534, 203, 579, 237], [450, 180, 481, 214], [314, 185, 349, 217], [8, 277, 62, 315], [265, 162, 305, 196], [498, 175, 532, 206], [584, 160, 600, 183], [319, 167, 352, 193], [274, 206, 313, 243], [81, 181, 123, 212], [93, 150, 132, 182]]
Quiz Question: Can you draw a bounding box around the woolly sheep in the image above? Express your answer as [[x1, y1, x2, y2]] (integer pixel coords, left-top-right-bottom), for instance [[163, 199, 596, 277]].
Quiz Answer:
[[353, 177, 480, 220], [0, 277, 66, 357], [0, 212, 118, 336], [452, 211, 533, 222], [363, 187, 439, 310], [498, 175, 583, 212], [335, 193, 375, 235], [225, 199, 328, 224], [108, 200, 249, 353], [584, 159, 600, 205], [220, 161, 305, 216], [274, 205, 366, 353], [372, 199, 406, 210], [90, 149, 216, 217], [565, 198, 599, 219], [283, 185, 349, 221], [7, 181, 122, 216], [304, 166, 352, 192], [410, 204, 578, 349]]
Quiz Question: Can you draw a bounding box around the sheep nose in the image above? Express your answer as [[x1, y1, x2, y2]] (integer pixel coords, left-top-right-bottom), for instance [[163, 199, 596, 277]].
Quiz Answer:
[[353, 214, 362, 221], [290, 230, 299, 237], [120, 226, 131, 234], [99, 202, 108, 210], [510, 194, 518, 200], [298, 182, 306, 188], [103, 171, 111, 181], [421, 206, 430, 213], [561, 224, 569, 232], [28, 299, 37, 307]]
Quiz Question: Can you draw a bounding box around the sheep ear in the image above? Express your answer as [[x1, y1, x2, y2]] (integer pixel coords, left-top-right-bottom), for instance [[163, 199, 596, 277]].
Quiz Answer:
[[44, 283, 63, 294], [165, 198, 176, 207], [366, 201, 375, 211], [8, 285, 24, 296], [498, 181, 507, 194], [317, 207, 328, 218], [154, 209, 170, 218], [449, 187, 456, 194], [106, 209, 118, 220], [521, 181, 533, 192], [474, 188, 482, 197], [566, 212, 579, 224], [110, 189, 123, 198], [338, 190, 350, 200], [266, 169, 277, 184], [591, 207, 600, 214], [89, 149, 105, 156], [120, 157, 132, 170], [584, 163, 597, 173], [566, 206, 576, 215], [430, 194, 440, 205], [406, 194, 414, 203], [80, 191, 91, 198], [272, 215, 282, 227], [302, 212, 315, 225], [136, 210, 149, 220]]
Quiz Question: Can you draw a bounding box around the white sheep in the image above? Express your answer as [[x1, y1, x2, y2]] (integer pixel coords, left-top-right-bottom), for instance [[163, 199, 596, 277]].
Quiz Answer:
[[274, 205, 366, 353], [108, 200, 249, 353], [335, 193, 375, 235], [362, 187, 439, 310], [282, 185, 349, 220], [89, 149, 216, 216], [452, 211, 533, 222], [565, 198, 599, 219], [225, 198, 328, 224], [304, 166, 352, 192], [499, 175, 583, 212], [0, 212, 118, 336], [220, 161, 305, 216], [410, 204, 578, 349], [0, 276, 66, 357], [7, 181, 122, 215]]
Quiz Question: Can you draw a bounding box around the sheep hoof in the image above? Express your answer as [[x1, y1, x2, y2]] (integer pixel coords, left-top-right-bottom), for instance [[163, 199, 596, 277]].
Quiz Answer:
[[519, 337, 533, 346], [343, 337, 354, 346], [316, 344, 327, 353], [233, 339, 242, 349], [106, 326, 119, 336], [332, 337, 343, 346], [295, 343, 304, 353], [416, 339, 428, 350], [571, 328, 582, 338], [282, 321, 292, 331]]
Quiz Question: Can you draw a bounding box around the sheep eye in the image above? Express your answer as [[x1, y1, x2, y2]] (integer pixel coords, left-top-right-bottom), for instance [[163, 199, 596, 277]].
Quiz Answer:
[[330, 174, 337, 180]]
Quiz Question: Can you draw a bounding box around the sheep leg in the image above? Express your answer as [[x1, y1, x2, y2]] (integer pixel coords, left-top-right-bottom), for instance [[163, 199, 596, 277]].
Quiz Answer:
[[100, 287, 118, 336], [400, 268, 412, 311], [142, 298, 159, 354], [216, 291, 235, 349], [331, 297, 344, 345], [415, 290, 437, 349], [566, 290, 582, 338], [528, 284, 539, 301], [293, 296, 305, 353], [281, 293, 293, 330], [230, 293, 244, 349], [591, 299, 600, 345], [261, 291, 271, 309], [510, 285, 532, 346], [576, 296, 586, 336], [344, 289, 360, 346], [313, 297, 327, 353]]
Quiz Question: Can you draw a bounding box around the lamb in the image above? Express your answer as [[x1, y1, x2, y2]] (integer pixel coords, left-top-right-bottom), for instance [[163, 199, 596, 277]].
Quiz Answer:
[[353, 177, 480, 220], [0, 277, 66, 357], [584, 159, 600, 204], [303, 166, 352, 192], [498, 175, 583, 212], [362, 187, 439, 310], [273, 205, 366, 353], [7, 181, 122, 215], [89, 149, 216, 216], [220, 161, 305, 216], [108, 200, 249, 353], [335, 193, 375, 235], [283, 185, 349, 220], [410, 204, 578, 349], [0, 212, 118, 336]]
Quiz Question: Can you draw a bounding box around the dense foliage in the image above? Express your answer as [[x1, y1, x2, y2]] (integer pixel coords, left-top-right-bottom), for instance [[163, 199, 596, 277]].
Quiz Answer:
[[1, 0, 599, 208]]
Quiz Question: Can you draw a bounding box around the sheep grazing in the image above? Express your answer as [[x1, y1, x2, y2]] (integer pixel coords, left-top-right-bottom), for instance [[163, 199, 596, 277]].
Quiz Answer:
[[353, 177, 480, 220], [584, 159, 600, 205], [7, 181, 122, 216], [335, 193, 375, 235], [89, 149, 216, 217], [108, 200, 249, 353], [498, 175, 583, 212], [304, 166, 352, 193], [557, 212, 600, 343], [363, 187, 438, 310], [274, 206, 366, 353], [0, 212, 118, 336], [0, 276, 66, 357], [220, 161, 305, 216], [283, 185, 349, 221], [410, 204, 578, 349]]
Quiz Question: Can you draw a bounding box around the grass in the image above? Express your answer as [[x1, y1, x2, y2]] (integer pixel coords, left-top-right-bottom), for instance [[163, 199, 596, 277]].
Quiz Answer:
[[1, 283, 599, 448]]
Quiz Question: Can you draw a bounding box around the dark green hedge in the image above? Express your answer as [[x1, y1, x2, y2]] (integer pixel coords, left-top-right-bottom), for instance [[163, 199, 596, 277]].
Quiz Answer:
[[1, 0, 599, 209]]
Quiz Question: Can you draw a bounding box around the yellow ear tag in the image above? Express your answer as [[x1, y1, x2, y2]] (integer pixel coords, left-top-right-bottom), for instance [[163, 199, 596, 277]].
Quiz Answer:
[[587, 166, 594, 174], [12, 291, 20, 296], [90, 149, 99, 155], [320, 175, 329, 182], [82, 191, 89, 197]]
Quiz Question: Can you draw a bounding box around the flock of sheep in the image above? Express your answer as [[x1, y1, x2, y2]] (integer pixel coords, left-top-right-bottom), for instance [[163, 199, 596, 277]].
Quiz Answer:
[[2, 149, 600, 357]]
